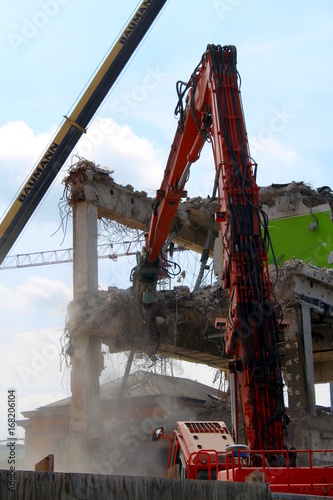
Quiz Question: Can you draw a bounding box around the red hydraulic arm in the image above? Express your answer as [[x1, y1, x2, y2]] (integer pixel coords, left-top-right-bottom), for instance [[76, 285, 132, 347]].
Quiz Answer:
[[136, 45, 288, 452]]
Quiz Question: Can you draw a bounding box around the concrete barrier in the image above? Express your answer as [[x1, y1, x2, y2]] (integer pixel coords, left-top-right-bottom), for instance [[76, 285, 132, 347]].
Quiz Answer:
[[1, 470, 270, 499]]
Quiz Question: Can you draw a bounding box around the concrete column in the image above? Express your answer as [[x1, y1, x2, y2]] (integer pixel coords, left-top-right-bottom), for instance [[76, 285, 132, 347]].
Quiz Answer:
[[301, 303, 316, 417], [69, 333, 103, 471], [284, 306, 316, 417], [73, 201, 98, 298], [285, 308, 308, 416], [69, 201, 101, 469], [330, 383, 333, 412], [70, 335, 103, 433]]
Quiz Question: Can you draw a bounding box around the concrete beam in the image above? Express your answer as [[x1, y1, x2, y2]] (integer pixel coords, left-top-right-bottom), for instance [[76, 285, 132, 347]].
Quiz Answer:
[[66, 165, 333, 261], [67, 279, 333, 406], [295, 264, 333, 315], [67, 286, 230, 370], [95, 179, 219, 255], [66, 163, 218, 256]]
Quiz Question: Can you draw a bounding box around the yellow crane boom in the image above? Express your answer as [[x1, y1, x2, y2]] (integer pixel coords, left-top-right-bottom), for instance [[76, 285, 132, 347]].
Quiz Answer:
[[0, 0, 167, 264]]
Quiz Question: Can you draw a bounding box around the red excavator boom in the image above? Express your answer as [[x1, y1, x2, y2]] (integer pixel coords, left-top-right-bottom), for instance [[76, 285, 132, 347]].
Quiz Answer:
[[136, 44, 287, 452], [147, 44, 333, 496]]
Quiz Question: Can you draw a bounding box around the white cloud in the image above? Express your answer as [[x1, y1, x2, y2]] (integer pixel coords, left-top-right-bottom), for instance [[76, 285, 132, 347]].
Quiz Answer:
[[0, 120, 53, 168], [249, 137, 304, 186], [0, 326, 71, 440], [0, 276, 72, 316], [267, 140, 300, 166], [251, 137, 332, 188], [251, 137, 300, 167], [75, 118, 165, 192], [0, 117, 166, 208], [239, 38, 290, 58]]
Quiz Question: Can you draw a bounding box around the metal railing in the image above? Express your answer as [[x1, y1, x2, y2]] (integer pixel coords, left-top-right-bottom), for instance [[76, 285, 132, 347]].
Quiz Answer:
[[185, 447, 333, 496]]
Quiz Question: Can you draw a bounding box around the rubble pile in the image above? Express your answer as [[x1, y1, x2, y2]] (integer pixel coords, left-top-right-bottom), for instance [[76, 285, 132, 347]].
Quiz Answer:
[[67, 284, 228, 362], [272, 258, 333, 308], [271, 259, 304, 307], [155, 285, 228, 329], [259, 181, 333, 214], [67, 287, 144, 349]]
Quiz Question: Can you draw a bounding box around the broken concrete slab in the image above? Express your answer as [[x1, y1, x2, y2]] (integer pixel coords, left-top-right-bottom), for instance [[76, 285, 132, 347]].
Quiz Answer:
[[63, 160, 219, 256], [63, 162, 333, 261], [66, 284, 229, 369], [66, 259, 333, 389], [260, 181, 333, 218]]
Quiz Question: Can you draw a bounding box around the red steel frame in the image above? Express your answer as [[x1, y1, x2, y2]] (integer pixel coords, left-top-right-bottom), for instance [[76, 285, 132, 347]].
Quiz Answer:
[[164, 430, 333, 496], [225, 448, 333, 496]]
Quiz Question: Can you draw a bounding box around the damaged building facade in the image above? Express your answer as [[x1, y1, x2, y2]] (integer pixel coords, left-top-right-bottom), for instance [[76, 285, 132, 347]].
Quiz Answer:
[[21, 160, 333, 471]]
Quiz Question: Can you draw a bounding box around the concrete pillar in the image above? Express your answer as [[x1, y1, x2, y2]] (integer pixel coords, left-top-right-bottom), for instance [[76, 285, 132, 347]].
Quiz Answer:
[[73, 201, 98, 298], [70, 334, 103, 434], [301, 303, 316, 417], [285, 306, 316, 417], [330, 383, 333, 412], [69, 333, 104, 471], [285, 308, 308, 416], [69, 201, 101, 469]]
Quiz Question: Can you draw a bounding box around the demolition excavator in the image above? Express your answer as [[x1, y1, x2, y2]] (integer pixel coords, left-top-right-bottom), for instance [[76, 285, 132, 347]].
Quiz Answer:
[[133, 44, 333, 496], [2, 0, 332, 491]]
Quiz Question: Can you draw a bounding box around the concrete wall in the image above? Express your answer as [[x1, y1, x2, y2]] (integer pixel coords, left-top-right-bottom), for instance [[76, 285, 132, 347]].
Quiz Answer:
[[1, 471, 270, 500]]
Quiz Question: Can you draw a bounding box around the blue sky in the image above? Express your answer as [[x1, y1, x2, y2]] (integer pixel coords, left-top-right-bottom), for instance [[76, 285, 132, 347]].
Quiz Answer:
[[0, 1, 332, 443]]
